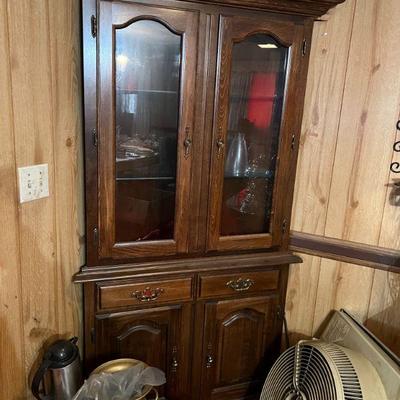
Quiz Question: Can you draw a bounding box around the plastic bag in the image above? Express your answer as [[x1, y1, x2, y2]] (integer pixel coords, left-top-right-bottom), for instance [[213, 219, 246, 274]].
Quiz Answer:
[[72, 362, 166, 400]]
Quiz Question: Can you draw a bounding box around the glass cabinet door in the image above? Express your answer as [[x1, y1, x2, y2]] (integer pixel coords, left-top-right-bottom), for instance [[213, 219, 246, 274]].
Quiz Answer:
[[114, 20, 181, 244], [207, 15, 304, 251], [98, 1, 198, 259]]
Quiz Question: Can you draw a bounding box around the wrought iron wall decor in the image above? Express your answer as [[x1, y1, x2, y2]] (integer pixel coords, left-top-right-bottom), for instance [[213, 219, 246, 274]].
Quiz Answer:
[[390, 120, 400, 173]]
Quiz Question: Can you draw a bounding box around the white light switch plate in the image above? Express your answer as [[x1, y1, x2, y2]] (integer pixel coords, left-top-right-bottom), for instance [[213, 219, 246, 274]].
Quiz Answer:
[[18, 164, 49, 203]]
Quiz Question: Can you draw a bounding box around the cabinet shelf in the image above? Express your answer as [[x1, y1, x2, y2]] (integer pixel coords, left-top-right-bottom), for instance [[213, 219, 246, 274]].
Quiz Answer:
[[116, 176, 175, 181], [117, 89, 178, 95], [224, 174, 273, 179]]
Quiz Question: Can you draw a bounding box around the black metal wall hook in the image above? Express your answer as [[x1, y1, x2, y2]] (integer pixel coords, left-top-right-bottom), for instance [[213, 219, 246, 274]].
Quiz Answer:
[[390, 121, 400, 172], [391, 162, 400, 173]]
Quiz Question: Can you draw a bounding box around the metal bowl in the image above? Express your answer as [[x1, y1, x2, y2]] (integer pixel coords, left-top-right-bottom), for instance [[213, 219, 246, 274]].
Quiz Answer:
[[91, 358, 155, 400]]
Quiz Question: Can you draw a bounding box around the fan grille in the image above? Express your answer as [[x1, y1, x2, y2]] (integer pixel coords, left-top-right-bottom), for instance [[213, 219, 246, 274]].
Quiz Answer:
[[260, 341, 363, 400]]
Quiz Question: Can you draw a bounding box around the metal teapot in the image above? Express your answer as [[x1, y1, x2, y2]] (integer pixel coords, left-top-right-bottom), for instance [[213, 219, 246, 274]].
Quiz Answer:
[[31, 337, 82, 400]]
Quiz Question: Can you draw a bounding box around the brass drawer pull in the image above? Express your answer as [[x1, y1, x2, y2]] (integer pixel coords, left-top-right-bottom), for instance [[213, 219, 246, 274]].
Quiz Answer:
[[226, 278, 255, 292], [133, 287, 164, 302]]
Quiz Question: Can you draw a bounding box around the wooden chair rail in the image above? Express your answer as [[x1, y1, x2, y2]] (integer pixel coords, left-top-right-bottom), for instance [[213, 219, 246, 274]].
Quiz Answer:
[[290, 231, 400, 273]]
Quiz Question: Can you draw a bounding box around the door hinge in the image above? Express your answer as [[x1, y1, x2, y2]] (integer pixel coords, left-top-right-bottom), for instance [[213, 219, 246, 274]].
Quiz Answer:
[[91, 15, 97, 38], [302, 39, 307, 57], [291, 134, 296, 151], [277, 304, 285, 320], [92, 128, 98, 147], [93, 227, 99, 246], [282, 219, 288, 234], [90, 327, 96, 344]]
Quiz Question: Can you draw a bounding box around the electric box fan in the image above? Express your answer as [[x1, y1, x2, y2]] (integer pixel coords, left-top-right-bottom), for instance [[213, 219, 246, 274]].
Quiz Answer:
[[261, 309, 400, 400]]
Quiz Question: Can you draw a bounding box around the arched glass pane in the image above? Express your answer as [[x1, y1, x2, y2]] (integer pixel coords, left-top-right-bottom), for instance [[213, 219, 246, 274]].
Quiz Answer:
[[114, 20, 182, 243], [221, 35, 288, 236]]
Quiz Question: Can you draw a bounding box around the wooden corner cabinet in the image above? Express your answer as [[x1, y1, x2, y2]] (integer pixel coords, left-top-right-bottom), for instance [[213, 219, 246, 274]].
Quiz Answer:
[[75, 0, 344, 398]]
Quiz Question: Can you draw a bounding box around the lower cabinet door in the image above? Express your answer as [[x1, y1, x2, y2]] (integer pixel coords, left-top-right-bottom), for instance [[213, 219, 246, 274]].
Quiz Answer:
[[201, 295, 280, 400], [95, 303, 192, 399]]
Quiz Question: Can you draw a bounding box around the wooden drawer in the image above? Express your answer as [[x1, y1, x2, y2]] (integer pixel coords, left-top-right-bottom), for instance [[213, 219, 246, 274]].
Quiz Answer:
[[199, 270, 279, 298], [98, 277, 193, 310]]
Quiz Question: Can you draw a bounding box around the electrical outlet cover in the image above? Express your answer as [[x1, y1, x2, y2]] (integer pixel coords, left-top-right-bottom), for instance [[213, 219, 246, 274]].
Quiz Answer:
[[18, 164, 49, 203]]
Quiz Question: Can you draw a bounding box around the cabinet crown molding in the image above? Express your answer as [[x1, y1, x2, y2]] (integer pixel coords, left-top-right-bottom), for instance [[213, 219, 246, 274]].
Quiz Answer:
[[193, 0, 345, 17]]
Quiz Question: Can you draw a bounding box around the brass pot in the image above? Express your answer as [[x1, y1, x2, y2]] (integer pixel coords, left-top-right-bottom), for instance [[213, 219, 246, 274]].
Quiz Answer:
[[91, 358, 158, 400]]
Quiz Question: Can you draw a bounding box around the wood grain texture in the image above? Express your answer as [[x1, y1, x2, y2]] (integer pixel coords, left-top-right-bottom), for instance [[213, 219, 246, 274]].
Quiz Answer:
[[206, 14, 306, 252], [287, 0, 400, 357], [0, 1, 26, 397], [312, 259, 375, 333], [98, 277, 193, 310], [7, 0, 60, 381], [287, 256, 400, 356], [74, 251, 302, 283], [290, 231, 400, 271], [201, 295, 279, 399], [324, 0, 400, 245], [97, 3, 199, 260], [199, 270, 279, 298], [291, 0, 356, 234], [49, 0, 84, 342], [366, 270, 400, 356], [285, 254, 321, 343], [2, 0, 400, 397], [0, 0, 83, 398]]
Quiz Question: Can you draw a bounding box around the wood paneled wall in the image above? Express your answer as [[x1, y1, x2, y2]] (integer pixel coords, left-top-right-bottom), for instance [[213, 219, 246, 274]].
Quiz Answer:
[[1, 0, 400, 398], [0, 1, 83, 399], [288, 0, 400, 356]]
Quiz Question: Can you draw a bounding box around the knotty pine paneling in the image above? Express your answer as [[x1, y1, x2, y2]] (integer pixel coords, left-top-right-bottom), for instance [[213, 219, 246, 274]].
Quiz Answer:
[[324, 0, 400, 245], [0, 0, 83, 398], [8, 0, 60, 377], [1, 0, 400, 398], [291, 0, 356, 235], [288, 0, 400, 356], [0, 1, 26, 398]]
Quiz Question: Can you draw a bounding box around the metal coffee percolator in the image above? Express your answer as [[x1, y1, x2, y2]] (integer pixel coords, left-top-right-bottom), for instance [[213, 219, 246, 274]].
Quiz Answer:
[[31, 337, 83, 400]]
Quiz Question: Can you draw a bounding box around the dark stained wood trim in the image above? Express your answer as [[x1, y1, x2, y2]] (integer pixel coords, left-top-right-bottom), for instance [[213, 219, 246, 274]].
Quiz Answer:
[[74, 251, 302, 282], [191, 0, 345, 18], [82, 0, 99, 267], [290, 231, 400, 273]]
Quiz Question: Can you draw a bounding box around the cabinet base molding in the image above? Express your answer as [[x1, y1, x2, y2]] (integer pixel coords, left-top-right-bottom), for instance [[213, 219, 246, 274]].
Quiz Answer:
[[290, 231, 400, 272], [74, 251, 302, 283]]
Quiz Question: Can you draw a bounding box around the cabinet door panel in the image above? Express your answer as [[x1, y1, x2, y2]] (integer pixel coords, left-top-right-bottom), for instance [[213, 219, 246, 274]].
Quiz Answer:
[[217, 309, 264, 384], [207, 15, 305, 252], [201, 296, 280, 400], [95, 304, 192, 399], [98, 1, 198, 260]]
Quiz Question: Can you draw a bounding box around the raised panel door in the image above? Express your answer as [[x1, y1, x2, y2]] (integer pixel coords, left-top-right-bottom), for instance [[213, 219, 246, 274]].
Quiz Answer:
[[95, 304, 192, 399], [201, 296, 280, 399]]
